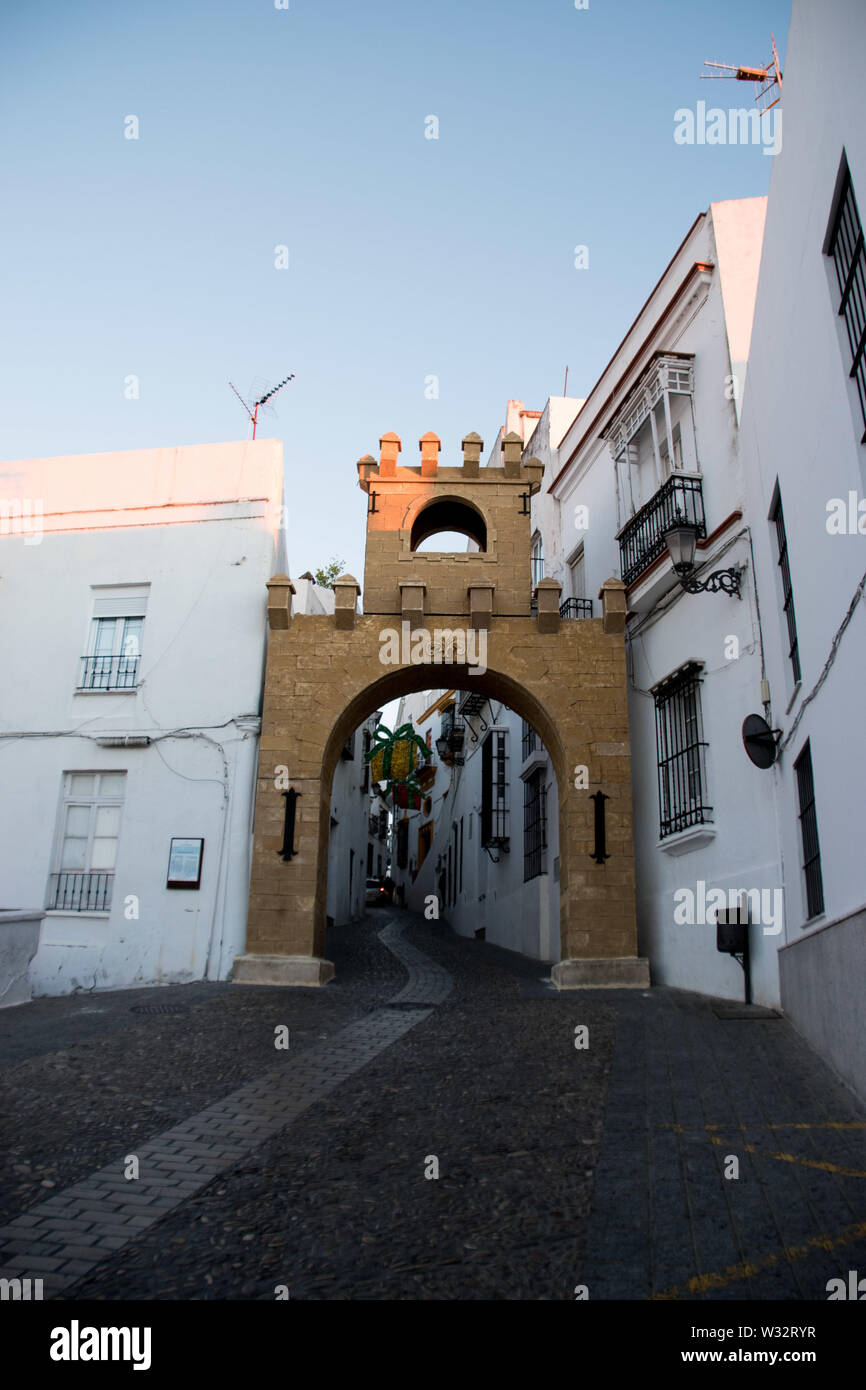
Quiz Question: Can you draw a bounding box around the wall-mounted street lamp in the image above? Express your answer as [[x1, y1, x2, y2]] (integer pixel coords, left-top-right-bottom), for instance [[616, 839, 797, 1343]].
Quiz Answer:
[[662, 514, 742, 598]]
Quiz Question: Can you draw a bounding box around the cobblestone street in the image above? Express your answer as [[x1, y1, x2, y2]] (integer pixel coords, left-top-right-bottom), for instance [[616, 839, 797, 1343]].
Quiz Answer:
[[1, 910, 864, 1301]]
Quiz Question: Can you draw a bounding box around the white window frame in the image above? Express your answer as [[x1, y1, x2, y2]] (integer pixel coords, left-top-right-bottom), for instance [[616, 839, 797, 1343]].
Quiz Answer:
[[47, 771, 127, 913], [78, 584, 149, 692]]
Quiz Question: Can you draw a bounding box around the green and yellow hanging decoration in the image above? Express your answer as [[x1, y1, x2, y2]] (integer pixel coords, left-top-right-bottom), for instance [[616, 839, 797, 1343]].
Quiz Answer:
[[365, 722, 431, 785]]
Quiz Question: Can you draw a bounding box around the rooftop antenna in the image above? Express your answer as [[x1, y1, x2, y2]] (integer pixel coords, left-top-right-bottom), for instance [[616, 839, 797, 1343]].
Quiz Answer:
[[228, 374, 295, 440], [701, 33, 783, 114]]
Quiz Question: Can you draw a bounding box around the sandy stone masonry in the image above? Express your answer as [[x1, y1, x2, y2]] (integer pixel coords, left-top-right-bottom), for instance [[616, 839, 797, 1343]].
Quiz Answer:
[[235, 430, 648, 989]]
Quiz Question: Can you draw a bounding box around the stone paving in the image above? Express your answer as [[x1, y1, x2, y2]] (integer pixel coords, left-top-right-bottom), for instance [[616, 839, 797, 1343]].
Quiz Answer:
[[0, 909, 864, 1300]]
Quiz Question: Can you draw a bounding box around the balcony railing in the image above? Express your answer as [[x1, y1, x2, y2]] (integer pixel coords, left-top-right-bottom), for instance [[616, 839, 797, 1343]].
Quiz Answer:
[[48, 871, 114, 912], [559, 598, 593, 619], [78, 654, 140, 691], [618, 473, 706, 587]]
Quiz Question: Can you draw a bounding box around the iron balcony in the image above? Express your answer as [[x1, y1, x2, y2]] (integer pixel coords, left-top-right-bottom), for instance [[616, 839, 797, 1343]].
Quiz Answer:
[[618, 473, 706, 588]]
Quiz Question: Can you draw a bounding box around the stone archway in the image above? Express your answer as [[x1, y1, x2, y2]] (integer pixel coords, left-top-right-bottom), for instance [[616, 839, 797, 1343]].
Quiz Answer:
[[235, 428, 648, 989]]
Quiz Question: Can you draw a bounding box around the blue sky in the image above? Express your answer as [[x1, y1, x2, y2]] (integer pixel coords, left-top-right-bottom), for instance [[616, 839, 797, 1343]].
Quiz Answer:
[[1, 0, 789, 581]]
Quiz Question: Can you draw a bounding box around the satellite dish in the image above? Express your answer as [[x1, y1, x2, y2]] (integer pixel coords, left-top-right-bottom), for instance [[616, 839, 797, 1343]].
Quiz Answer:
[[742, 713, 780, 769]]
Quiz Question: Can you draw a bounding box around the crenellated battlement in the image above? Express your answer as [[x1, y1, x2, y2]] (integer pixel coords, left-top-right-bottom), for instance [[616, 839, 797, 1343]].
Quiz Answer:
[[356, 431, 544, 620]]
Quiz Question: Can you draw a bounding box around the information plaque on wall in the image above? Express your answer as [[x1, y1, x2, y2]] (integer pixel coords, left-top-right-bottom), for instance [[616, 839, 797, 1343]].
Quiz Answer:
[[166, 837, 204, 889]]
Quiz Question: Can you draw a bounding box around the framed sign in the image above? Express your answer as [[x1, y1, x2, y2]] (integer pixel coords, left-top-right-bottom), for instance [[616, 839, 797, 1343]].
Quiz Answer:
[[166, 837, 204, 889]]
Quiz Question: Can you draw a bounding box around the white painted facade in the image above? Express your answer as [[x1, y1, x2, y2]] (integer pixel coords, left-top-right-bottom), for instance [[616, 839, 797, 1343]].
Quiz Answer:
[[0, 440, 285, 994], [390, 688, 560, 963], [737, 0, 866, 1095], [398, 197, 782, 1003], [532, 197, 784, 1005]]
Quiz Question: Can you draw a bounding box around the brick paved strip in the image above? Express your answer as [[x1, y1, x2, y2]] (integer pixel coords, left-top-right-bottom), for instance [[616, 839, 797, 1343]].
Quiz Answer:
[[0, 919, 448, 1299], [379, 920, 453, 1005]]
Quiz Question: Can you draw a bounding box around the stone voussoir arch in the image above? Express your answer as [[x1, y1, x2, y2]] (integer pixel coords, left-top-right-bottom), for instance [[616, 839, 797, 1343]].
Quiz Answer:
[[235, 427, 648, 990]]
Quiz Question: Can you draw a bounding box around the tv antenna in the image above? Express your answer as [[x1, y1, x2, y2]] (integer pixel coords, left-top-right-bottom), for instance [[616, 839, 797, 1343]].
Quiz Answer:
[[228, 374, 295, 439], [701, 34, 783, 114]]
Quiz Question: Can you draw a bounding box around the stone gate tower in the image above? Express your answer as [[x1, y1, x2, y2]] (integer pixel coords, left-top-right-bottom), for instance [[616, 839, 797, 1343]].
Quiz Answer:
[[235, 430, 648, 988]]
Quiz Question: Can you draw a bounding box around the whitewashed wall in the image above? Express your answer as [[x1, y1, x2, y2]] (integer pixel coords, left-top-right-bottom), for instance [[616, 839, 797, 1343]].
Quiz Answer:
[[535, 200, 781, 1003], [0, 440, 284, 994], [738, 0, 866, 1093]]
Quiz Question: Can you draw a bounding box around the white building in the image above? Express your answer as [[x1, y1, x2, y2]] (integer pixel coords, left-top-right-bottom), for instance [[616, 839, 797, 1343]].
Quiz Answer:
[[530, 196, 783, 1006], [397, 195, 784, 1005], [0, 440, 285, 994], [738, 0, 866, 1095], [390, 687, 561, 963]]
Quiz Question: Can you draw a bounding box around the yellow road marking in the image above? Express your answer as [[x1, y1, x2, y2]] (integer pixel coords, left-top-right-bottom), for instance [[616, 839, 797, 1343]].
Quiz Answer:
[[650, 1220, 866, 1299], [658, 1121, 866, 1132], [706, 1135, 866, 1179]]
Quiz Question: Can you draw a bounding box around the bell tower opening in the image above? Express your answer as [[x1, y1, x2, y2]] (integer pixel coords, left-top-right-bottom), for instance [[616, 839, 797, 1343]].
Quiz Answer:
[[410, 498, 487, 552]]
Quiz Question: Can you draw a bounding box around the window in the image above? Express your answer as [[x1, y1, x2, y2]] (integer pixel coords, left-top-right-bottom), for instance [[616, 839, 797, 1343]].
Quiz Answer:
[[769, 489, 801, 685], [523, 769, 548, 881], [568, 546, 586, 601], [366, 842, 373, 877], [531, 533, 544, 588], [48, 772, 125, 911], [451, 822, 459, 906], [459, 817, 464, 894], [826, 162, 866, 441], [396, 819, 409, 870], [794, 742, 824, 920], [418, 821, 433, 867], [521, 718, 539, 762], [79, 586, 148, 691], [481, 730, 509, 848], [361, 731, 371, 791], [341, 731, 355, 761], [659, 422, 683, 478], [653, 664, 711, 839]]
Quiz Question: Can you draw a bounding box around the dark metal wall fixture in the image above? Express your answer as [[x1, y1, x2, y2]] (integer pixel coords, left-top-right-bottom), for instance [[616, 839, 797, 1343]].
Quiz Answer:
[[368, 490, 378, 514], [519, 490, 530, 515], [590, 790, 610, 865], [280, 788, 301, 862]]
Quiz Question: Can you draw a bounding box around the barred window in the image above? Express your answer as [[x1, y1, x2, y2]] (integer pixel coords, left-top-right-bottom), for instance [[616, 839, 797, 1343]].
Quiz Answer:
[[827, 164, 866, 441], [521, 718, 539, 762], [654, 664, 711, 839], [523, 769, 548, 882], [531, 533, 544, 588], [794, 742, 824, 920], [481, 730, 509, 848], [770, 489, 801, 684], [396, 819, 408, 870]]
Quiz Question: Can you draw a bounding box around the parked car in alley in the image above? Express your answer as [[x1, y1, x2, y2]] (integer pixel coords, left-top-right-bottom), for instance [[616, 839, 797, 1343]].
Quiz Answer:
[[365, 877, 388, 907]]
